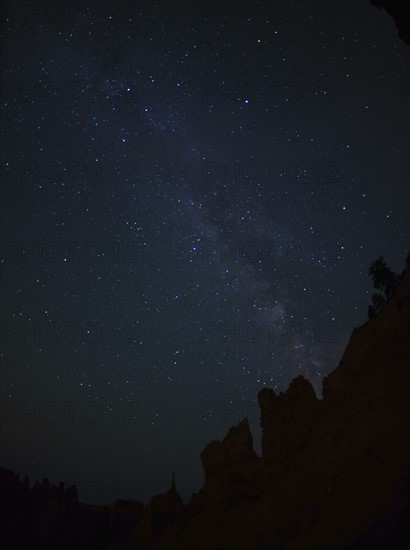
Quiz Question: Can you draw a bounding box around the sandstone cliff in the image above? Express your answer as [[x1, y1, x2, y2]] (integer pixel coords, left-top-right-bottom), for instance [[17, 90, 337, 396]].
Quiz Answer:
[[2, 269, 410, 549], [131, 268, 410, 549]]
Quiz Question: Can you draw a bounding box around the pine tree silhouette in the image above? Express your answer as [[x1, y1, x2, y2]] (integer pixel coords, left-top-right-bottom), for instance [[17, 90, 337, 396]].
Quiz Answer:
[[367, 256, 400, 318]]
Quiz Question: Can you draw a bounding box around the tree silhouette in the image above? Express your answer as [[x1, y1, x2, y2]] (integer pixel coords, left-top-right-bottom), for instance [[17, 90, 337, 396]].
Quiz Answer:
[[368, 291, 387, 319], [367, 256, 400, 318]]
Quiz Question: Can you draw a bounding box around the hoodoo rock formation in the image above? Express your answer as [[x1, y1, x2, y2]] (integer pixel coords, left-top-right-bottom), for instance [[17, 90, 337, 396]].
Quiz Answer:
[[135, 474, 185, 539], [258, 376, 319, 463], [200, 418, 259, 478], [147, 268, 410, 549], [1, 3, 409, 550], [2, 267, 409, 549]]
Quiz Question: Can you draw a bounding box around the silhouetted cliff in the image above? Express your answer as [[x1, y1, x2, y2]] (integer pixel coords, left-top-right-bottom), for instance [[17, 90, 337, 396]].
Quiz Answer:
[[2, 267, 409, 549], [137, 269, 410, 550], [371, 0, 410, 45], [0, 468, 110, 549]]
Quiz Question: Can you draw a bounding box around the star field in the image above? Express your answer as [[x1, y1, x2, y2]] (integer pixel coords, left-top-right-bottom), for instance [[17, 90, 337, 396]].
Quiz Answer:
[[1, 0, 409, 503]]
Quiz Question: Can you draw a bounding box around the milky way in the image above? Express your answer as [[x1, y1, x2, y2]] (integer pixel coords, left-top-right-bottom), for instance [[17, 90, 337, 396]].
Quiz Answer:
[[1, 0, 409, 503]]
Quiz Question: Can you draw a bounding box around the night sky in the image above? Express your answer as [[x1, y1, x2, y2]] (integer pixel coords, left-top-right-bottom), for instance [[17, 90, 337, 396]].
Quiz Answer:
[[1, 0, 409, 504]]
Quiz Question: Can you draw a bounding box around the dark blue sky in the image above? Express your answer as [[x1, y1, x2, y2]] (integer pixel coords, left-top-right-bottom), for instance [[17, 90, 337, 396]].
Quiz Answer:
[[1, 0, 409, 504]]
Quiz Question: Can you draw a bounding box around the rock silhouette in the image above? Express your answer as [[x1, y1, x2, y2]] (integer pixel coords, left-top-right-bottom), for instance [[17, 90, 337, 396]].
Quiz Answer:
[[258, 376, 319, 463], [135, 473, 185, 539], [371, 0, 410, 45], [1, 266, 410, 548], [0, 468, 110, 549], [1, 2, 409, 548]]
